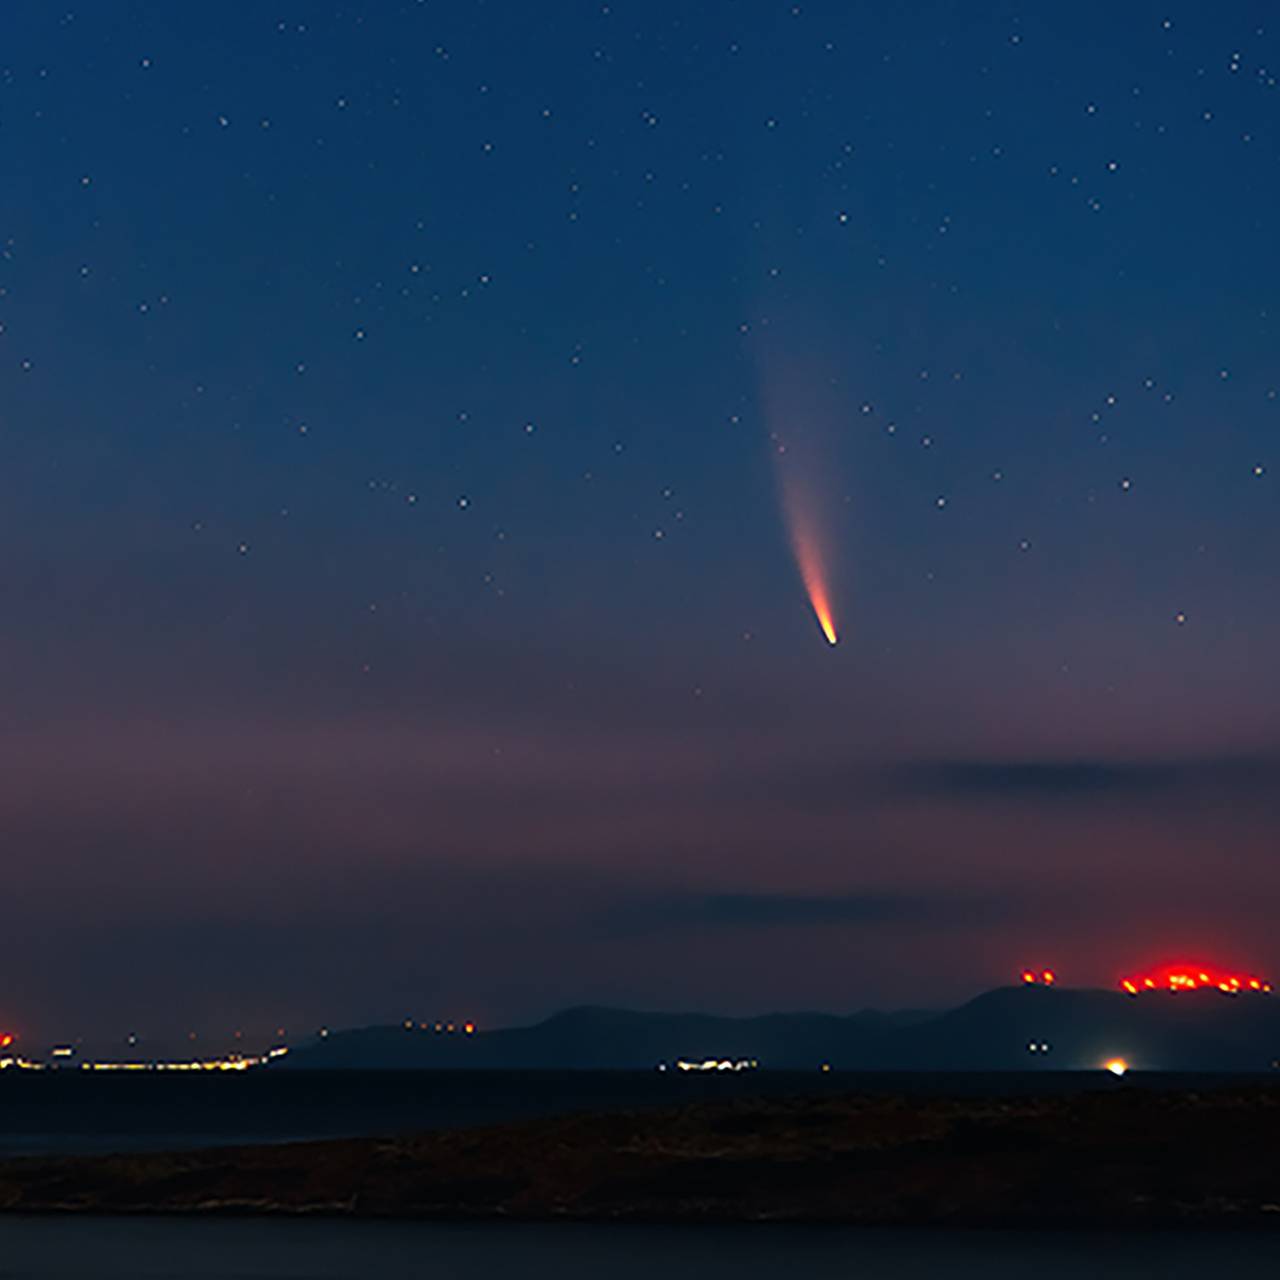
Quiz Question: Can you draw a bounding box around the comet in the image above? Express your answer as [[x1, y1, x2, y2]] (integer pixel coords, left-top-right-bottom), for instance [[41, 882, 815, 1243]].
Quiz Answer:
[[756, 351, 845, 646], [776, 457, 839, 646], [790, 518, 838, 645]]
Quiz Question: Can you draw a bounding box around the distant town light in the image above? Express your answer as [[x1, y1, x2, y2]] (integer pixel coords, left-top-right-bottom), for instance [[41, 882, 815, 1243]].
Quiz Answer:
[[1103, 1058, 1129, 1076], [4, 1044, 290, 1074]]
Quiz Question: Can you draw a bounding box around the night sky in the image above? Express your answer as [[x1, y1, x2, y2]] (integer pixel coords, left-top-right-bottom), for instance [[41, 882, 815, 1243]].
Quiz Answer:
[[5, 2, 1279, 1040]]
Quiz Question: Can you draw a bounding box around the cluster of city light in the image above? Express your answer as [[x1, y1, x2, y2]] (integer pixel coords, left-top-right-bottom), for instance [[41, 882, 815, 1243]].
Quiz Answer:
[[404, 1020, 476, 1034], [1, 1046, 289, 1072], [86, 1046, 290, 1072], [661, 1058, 759, 1072], [1119, 966, 1272, 996]]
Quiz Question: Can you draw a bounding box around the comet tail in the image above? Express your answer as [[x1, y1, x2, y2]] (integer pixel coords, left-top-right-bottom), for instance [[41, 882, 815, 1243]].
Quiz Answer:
[[780, 481, 839, 645]]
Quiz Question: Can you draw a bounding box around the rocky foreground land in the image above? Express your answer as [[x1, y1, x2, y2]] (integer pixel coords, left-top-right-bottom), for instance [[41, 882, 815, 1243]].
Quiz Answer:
[[2, 1085, 1280, 1227]]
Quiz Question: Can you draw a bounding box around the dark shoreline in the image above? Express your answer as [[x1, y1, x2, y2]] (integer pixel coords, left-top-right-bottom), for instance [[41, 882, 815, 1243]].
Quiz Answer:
[[7, 1067, 1253, 1163], [2, 1084, 1280, 1228]]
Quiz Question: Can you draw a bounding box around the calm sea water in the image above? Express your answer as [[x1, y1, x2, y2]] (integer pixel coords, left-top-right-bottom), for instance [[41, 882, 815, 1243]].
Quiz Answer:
[[1, 1218, 1279, 1279]]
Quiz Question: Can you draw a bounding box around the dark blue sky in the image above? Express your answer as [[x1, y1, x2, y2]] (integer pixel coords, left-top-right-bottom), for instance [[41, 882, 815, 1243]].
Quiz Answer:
[[3, 1, 1278, 1038]]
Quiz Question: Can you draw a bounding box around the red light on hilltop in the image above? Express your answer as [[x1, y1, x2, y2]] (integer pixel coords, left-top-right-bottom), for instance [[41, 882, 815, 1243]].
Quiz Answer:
[[0, 1034, 13, 1049], [1119, 964, 1272, 996], [1020, 969, 1057, 986]]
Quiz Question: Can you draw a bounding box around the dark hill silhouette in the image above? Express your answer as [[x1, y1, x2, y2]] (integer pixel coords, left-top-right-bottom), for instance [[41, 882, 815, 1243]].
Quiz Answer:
[[280, 986, 1280, 1072], [886, 985, 1276, 1070]]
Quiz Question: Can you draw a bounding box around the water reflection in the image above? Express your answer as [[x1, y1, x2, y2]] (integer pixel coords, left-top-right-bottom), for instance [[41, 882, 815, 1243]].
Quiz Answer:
[[1, 1217, 1278, 1280]]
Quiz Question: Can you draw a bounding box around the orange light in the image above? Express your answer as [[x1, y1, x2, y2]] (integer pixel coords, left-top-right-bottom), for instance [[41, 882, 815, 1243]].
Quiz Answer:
[[1041, 970, 1056, 986], [1021, 970, 1037, 985], [463, 1022, 475, 1035], [1120, 964, 1272, 997], [1103, 1058, 1129, 1077], [0, 1034, 12, 1049]]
